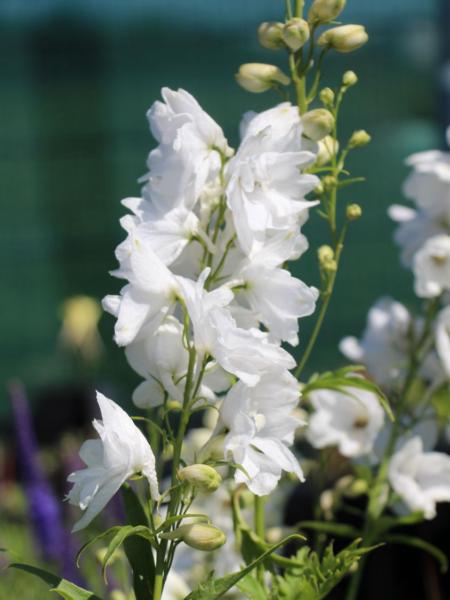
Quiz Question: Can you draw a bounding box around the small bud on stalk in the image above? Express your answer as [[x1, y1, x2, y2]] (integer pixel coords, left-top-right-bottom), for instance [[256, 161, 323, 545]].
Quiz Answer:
[[322, 174, 337, 189], [178, 464, 222, 493], [318, 24, 368, 53], [302, 109, 335, 141], [161, 523, 226, 551], [258, 22, 285, 50], [320, 87, 335, 106], [308, 0, 346, 24], [346, 203, 362, 220], [342, 70, 358, 87], [282, 18, 310, 52], [236, 63, 290, 93], [349, 129, 371, 148], [318, 245, 337, 272], [316, 135, 339, 166]]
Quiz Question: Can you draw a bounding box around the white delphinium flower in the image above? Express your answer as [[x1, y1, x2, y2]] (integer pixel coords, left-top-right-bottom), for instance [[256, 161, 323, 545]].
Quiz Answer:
[[340, 297, 410, 388], [162, 570, 190, 600], [436, 305, 450, 378], [413, 234, 450, 298], [226, 102, 319, 255], [145, 88, 232, 215], [388, 436, 450, 519], [67, 392, 159, 531], [305, 383, 385, 457], [177, 269, 295, 386], [388, 204, 446, 268], [220, 371, 304, 495]]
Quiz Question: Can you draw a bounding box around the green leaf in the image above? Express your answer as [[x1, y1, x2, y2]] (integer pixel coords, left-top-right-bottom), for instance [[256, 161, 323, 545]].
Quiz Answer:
[[121, 485, 156, 600], [156, 513, 209, 533], [185, 534, 304, 599], [275, 540, 380, 600], [9, 564, 102, 600], [101, 525, 155, 581], [383, 534, 448, 573], [374, 511, 424, 535], [237, 574, 267, 600], [295, 520, 362, 539], [430, 382, 450, 423], [303, 370, 394, 422]]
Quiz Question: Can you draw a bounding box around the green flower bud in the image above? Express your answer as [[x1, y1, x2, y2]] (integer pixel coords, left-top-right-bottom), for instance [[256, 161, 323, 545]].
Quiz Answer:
[[257, 21, 285, 50], [322, 174, 337, 189], [348, 129, 371, 148], [314, 182, 324, 195], [282, 18, 310, 52], [319, 87, 335, 106], [316, 135, 339, 166], [318, 24, 368, 53], [236, 63, 290, 93], [318, 245, 337, 271], [302, 108, 335, 141], [166, 399, 182, 411], [162, 523, 226, 551], [308, 0, 346, 24], [342, 70, 358, 87], [346, 203, 362, 220], [177, 464, 222, 493]]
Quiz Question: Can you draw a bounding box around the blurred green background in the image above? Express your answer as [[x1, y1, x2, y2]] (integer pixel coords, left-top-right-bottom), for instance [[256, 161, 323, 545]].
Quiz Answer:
[[0, 0, 445, 423]]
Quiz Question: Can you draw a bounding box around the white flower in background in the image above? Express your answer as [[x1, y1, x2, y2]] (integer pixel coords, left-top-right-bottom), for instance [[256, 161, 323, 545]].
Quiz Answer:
[[340, 297, 410, 387], [388, 204, 446, 268], [177, 269, 295, 386], [388, 436, 450, 519], [67, 392, 159, 531], [413, 234, 450, 298], [162, 570, 190, 600], [305, 383, 385, 457], [220, 372, 304, 495], [436, 305, 450, 378], [146, 88, 232, 215], [226, 102, 318, 255], [403, 148, 450, 223]]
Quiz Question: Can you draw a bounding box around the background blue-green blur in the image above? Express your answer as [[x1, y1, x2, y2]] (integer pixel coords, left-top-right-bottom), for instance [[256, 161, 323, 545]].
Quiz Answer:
[[0, 0, 446, 423]]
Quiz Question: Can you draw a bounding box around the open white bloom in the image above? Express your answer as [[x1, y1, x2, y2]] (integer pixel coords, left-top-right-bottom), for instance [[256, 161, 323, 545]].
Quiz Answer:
[[388, 204, 447, 268], [388, 437, 450, 519], [306, 384, 385, 457], [340, 297, 410, 387], [436, 305, 450, 378], [220, 372, 304, 495], [67, 392, 159, 531], [226, 103, 318, 255], [103, 231, 179, 346], [146, 88, 232, 215], [177, 269, 295, 386], [413, 234, 450, 298]]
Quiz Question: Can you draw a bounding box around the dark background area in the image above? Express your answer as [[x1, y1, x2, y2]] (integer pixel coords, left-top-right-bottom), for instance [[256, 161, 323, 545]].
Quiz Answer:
[[0, 0, 445, 422]]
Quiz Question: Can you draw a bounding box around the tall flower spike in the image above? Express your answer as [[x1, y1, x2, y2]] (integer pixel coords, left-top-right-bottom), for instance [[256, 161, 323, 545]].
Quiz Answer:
[[67, 392, 159, 532]]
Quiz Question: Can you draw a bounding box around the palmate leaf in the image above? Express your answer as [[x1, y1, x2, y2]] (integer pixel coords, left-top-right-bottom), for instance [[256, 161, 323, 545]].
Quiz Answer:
[[274, 540, 379, 600], [185, 534, 304, 599], [303, 366, 394, 421], [9, 564, 102, 600]]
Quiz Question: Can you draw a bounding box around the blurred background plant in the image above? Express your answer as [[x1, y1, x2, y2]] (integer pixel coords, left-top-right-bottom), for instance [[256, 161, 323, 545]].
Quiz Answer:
[[0, 0, 448, 597]]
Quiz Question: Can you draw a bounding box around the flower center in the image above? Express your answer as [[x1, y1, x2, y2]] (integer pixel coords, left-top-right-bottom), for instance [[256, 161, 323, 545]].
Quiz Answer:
[[353, 415, 368, 429]]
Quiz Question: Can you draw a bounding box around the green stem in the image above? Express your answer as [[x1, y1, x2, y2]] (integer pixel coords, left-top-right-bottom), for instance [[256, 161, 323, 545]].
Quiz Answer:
[[295, 223, 347, 379], [295, 0, 304, 17], [254, 495, 267, 586]]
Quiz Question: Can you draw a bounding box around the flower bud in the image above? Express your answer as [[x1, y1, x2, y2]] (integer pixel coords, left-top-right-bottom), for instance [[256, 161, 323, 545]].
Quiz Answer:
[[177, 464, 222, 493], [166, 399, 182, 411], [162, 523, 226, 551], [314, 182, 324, 195], [319, 87, 335, 106], [346, 203, 362, 220], [318, 24, 368, 53], [342, 70, 358, 87], [282, 18, 310, 52], [302, 109, 335, 141], [258, 22, 285, 50], [322, 174, 337, 189], [308, 0, 346, 24], [316, 135, 338, 166], [236, 63, 290, 93], [348, 129, 371, 148], [318, 245, 337, 271]]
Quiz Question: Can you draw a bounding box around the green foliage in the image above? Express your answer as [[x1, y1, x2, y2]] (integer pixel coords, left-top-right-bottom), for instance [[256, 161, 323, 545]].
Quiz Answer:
[[303, 366, 394, 421], [381, 534, 448, 573], [430, 382, 450, 423], [9, 564, 102, 600], [273, 540, 378, 600], [185, 534, 304, 599]]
